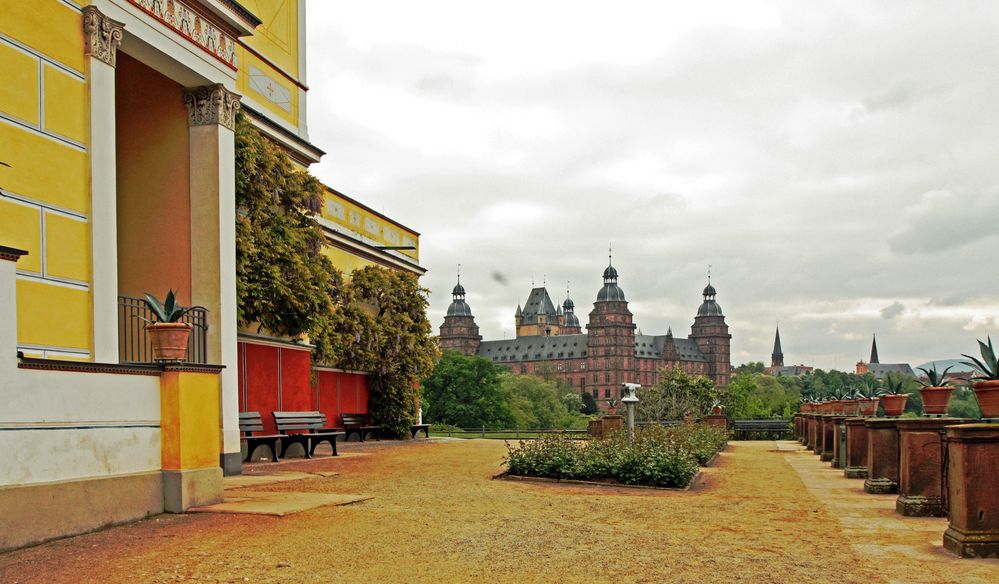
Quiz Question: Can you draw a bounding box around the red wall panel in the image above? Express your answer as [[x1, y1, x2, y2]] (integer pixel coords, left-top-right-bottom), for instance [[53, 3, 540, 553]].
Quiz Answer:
[[243, 342, 280, 433], [280, 346, 314, 412], [356, 375, 369, 415]]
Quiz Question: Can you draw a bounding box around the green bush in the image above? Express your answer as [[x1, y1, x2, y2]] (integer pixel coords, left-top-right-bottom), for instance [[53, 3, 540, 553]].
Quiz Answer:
[[504, 423, 726, 488], [429, 422, 462, 433]]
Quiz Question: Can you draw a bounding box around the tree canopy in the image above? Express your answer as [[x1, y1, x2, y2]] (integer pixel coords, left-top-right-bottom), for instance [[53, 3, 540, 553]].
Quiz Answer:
[[637, 367, 718, 421]]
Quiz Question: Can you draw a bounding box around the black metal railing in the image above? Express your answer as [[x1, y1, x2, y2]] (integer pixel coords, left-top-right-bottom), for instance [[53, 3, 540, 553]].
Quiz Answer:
[[117, 295, 207, 364]]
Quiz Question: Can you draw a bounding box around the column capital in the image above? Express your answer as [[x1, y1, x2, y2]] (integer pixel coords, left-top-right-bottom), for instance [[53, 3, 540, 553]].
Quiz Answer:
[[82, 6, 124, 68], [183, 85, 241, 130]]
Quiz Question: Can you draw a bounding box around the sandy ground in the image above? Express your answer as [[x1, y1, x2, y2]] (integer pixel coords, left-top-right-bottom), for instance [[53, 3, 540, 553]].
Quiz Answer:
[[1, 439, 997, 583]]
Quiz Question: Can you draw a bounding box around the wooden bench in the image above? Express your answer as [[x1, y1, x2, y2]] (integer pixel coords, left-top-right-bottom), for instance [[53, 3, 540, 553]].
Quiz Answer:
[[411, 424, 430, 438], [274, 411, 346, 457], [239, 411, 283, 462], [733, 419, 791, 440], [341, 413, 382, 442]]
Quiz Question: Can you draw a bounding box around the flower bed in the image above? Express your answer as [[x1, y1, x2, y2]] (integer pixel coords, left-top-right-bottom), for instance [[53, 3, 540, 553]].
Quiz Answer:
[[504, 423, 728, 488]]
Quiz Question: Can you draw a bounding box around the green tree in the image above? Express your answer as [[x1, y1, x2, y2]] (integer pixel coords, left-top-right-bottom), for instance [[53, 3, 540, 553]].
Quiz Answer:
[[724, 373, 766, 418], [500, 373, 580, 429], [734, 361, 766, 375], [421, 351, 513, 429], [581, 391, 600, 415], [637, 367, 718, 421]]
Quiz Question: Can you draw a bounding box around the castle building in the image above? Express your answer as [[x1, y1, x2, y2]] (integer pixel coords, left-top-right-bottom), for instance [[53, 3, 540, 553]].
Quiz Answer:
[[439, 259, 732, 402]]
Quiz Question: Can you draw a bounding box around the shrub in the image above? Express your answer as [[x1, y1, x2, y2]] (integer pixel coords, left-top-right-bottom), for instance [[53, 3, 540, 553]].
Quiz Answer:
[[504, 423, 726, 488]]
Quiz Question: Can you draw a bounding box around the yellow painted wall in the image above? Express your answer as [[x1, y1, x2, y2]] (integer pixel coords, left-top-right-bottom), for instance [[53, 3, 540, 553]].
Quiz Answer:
[[15, 279, 92, 351], [0, 1, 92, 358], [239, 0, 299, 77], [160, 371, 221, 470], [235, 47, 298, 126], [322, 246, 376, 275], [320, 187, 421, 262]]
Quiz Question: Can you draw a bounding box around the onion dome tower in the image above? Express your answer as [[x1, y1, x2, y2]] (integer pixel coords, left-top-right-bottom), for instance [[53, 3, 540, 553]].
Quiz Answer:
[[690, 275, 732, 387], [439, 274, 481, 356], [587, 250, 636, 402], [561, 288, 582, 334]]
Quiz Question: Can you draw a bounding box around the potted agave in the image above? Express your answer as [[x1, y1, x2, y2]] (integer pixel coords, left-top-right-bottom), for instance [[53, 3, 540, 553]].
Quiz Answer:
[[916, 364, 954, 416], [841, 386, 860, 417], [138, 290, 204, 362], [962, 336, 999, 418], [879, 373, 909, 417], [855, 382, 882, 416]]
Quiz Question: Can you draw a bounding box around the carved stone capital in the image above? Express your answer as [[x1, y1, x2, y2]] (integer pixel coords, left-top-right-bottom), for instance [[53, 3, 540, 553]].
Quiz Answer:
[[82, 6, 124, 67], [183, 84, 241, 130]]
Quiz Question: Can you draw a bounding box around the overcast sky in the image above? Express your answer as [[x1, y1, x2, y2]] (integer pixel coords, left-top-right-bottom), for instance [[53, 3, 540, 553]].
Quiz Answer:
[[305, 1, 999, 371]]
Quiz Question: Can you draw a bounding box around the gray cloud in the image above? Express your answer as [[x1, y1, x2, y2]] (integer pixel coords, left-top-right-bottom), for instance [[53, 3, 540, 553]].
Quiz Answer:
[[881, 302, 905, 320], [305, 1, 999, 369]]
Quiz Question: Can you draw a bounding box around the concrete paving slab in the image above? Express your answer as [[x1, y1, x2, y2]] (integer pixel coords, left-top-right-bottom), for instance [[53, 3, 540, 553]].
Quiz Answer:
[[188, 491, 371, 516]]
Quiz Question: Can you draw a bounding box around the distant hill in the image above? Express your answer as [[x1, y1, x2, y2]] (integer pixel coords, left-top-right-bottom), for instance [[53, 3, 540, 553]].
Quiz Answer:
[[913, 359, 974, 374]]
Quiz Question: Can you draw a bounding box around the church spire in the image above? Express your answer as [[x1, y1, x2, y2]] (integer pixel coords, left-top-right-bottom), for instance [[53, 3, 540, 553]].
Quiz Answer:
[[870, 334, 879, 364], [771, 326, 784, 368]]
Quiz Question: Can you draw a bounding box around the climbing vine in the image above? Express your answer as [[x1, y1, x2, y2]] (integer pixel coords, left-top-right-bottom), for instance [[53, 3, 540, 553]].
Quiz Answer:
[[235, 115, 437, 436]]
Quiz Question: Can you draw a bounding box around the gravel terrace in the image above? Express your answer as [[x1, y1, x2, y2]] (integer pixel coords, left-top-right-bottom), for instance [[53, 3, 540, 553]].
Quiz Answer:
[[1, 439, 997, 583]]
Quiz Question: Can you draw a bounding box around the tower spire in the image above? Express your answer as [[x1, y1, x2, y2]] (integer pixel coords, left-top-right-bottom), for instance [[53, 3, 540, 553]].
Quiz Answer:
[[771, 325, 784, 368], [870, 334, 879, 364]]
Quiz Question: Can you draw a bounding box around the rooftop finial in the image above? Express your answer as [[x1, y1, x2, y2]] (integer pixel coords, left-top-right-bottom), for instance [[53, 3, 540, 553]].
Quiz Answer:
[[708, 264, 712, 284], [543, 274, 546, 288], [457, 263, 461, 285], [609, 243, 613, 265], [566, 280, 570, 297]]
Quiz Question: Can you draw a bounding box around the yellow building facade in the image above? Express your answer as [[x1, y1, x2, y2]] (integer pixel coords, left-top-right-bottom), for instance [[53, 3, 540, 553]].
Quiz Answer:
[[0, 0, 422, 550]]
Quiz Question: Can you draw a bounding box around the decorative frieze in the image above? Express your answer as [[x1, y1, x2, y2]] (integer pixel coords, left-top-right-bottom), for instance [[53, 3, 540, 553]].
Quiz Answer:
[[127, 0, 238, 70], [183, 84, 241, 130], [82, 6, 125, 68]]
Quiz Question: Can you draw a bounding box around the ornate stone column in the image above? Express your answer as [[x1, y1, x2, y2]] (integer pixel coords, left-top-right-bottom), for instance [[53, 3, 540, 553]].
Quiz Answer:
[[183, 84, 242, 475], [83, 6, 124, 363]]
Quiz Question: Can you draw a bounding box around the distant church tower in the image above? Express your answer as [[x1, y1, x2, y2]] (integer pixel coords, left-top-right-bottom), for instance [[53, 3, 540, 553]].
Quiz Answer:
[[690, 280, 731, 387], [870, 334, 879, 364], [438, 276, 481, 356], [586, 255, 637, 400], [771, 326, 784, 369]]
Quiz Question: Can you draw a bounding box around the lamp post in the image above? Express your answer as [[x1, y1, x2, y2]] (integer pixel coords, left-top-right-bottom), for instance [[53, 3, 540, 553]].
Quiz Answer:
[[622, 383, 640, 444]]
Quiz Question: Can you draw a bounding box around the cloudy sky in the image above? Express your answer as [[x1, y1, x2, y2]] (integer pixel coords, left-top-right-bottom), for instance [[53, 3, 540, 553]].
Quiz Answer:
[[305, 1, 999, 370]]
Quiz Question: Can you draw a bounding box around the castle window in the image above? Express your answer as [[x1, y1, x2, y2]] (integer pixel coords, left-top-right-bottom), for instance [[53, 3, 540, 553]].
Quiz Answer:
[[604, 373, 610, 383], [604, 388, 610, 398], [580, 363, 586, 370], [592, 373, 597, 382]]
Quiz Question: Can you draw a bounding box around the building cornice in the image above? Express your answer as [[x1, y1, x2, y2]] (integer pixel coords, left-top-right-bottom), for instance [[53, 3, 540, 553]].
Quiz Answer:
[[318, 218, 426, 276], [242, 104, 324, 165], [184, 84, 241, 130], [83, 6, 125, 67], [0, 245, 29, 263]]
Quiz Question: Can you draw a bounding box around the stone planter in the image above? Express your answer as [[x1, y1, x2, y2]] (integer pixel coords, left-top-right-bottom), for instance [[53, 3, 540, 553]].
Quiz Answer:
[[842, 399, 859, 417], [880, 394, 909, 417], [919, 386, 955, 416], [865, 418, 900, 494], [813, 415, 826, 455], [806, 414, 818, 448], [943, 424, 999, 558], [972, 380, 999, 418], [588, 415, 623, 439], [704, 414, 727, 430], [857, 398, 880, 416], [895, 418, 970, 517], [844, 417, 869, 479]]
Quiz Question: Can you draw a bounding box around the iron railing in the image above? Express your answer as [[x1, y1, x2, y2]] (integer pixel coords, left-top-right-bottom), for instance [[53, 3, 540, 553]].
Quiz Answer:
[[117, 295, 207, 364]]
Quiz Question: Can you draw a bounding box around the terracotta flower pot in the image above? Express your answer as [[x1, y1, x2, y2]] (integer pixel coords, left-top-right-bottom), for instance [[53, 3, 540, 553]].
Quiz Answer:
[[972, 380, 999, 418], [147, 322, 192, 362], [880, 393, 909, 417], [918, 386, 954, 416], [842, 399, 859, 416], [858, 397, 880, 416]]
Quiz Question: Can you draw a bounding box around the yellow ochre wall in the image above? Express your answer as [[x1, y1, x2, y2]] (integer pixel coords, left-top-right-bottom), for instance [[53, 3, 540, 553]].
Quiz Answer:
[[0, 1, 92, 359], [236, 0, 301, 127], [320, 187, 421, 262], [160, 370, 221, 470]]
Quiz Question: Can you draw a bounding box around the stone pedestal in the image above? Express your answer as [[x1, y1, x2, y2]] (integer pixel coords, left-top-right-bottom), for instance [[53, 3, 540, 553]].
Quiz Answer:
[[895, 418, 970, 517], [812, 415, 825, 454], [589, 415, 623, 439], [821, 416, 836, 462], [704, 414, 728, 430], [844, 417, 869, 479], [943, 424, 999, 558], [805, 415, 816, 449], [865, 418, 900, 494]]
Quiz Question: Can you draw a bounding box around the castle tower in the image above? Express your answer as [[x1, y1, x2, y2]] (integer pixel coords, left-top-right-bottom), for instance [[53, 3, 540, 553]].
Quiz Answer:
[[689, 280, 731, 387], [515, 287, 561, 337], [771, 326, 784, 369], [561, 292, 582, 335], [586, 255, 636, 402], [438, 277, 481, 356]]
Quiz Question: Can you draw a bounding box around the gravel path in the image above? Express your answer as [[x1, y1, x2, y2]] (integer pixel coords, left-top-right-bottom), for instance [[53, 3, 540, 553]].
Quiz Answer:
[[1, 439, 997, 583]]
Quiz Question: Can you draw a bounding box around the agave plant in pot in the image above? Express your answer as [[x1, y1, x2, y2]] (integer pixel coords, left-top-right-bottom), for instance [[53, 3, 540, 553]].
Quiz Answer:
[[961, 336, 999, 418], [879, 373, 910, 417], [138, 290, 205, 362], [840, 386, 860, 417], [916, 364, 954, 416], [855, 381, 882, 416]]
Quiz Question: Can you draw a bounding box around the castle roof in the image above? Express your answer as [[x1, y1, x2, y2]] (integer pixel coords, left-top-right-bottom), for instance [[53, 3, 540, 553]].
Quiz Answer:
[[519, 287, 558, 324], [697, 281, 724, 317], [635, 334, 707, 361], [596, 260, 626, 302], [477, 335, 588, 362]]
